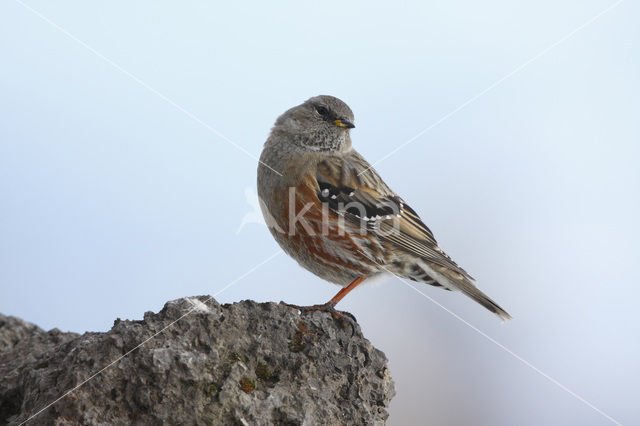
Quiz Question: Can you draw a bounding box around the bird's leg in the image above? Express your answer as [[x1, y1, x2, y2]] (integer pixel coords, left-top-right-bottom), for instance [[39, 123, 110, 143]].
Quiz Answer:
[[281, 277, 366, 323], [327, 276, 367, 307]]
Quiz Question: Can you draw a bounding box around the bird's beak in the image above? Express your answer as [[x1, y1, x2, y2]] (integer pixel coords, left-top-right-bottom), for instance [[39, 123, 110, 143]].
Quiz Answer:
[[334, 119, 355, 129]]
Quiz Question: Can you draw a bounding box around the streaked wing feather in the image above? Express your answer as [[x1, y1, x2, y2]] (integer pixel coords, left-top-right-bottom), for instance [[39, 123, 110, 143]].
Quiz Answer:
[[314, 152, 472, 279]]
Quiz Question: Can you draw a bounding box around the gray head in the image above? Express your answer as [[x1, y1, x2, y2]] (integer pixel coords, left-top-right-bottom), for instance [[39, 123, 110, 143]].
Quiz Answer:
[[271, 95, 355, 153]]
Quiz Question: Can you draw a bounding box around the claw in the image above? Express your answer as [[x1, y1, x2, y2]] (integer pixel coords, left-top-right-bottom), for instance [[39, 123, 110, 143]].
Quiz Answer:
[[279, 301, 356, 327]]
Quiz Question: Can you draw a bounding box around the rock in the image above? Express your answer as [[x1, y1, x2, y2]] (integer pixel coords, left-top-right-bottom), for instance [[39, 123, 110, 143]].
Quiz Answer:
[[0, 297, 395, 425]]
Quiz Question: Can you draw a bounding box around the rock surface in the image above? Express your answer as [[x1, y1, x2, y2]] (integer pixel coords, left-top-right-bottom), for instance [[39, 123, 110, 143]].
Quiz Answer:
[[0, 297, 395, 425]]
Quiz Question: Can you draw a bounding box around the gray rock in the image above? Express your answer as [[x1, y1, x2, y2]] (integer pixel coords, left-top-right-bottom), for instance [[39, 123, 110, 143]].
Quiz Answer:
[[0, 297, 395, 425]]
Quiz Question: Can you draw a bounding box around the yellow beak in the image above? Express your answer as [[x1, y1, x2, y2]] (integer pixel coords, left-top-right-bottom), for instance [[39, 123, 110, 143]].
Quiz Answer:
[[334, 119, 355, 129]]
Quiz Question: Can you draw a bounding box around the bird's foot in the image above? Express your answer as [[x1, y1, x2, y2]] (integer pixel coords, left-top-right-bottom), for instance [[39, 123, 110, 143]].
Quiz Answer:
[[280, 302, 356, 326]]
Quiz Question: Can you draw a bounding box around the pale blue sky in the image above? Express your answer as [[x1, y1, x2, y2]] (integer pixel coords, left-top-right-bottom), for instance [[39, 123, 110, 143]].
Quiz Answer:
[[1, 1, 639, 424]]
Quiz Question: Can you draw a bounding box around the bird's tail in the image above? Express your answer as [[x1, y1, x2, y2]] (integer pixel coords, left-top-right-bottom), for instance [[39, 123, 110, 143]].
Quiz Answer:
[[417, 261, 512, 321], [454, 278, 512, 321]]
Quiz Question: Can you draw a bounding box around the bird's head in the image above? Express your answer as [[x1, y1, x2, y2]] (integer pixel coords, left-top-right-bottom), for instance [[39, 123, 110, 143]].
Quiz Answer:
[[271, 95, 355, 153]]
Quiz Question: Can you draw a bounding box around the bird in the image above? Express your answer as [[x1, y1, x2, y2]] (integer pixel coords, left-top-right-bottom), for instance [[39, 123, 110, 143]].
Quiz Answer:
[[257, 95, 511, 320]]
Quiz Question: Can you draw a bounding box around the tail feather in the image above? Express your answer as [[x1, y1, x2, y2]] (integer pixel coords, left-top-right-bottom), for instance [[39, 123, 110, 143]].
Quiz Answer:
[[414, 260, 512, 321], [455, 280, 512, 321]]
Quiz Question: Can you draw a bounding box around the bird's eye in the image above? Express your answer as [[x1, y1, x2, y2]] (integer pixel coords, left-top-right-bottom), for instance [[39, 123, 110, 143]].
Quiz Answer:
[[315, 106, 330, 119]]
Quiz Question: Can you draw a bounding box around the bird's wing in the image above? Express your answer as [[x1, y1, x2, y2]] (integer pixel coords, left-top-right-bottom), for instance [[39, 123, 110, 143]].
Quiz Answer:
[[314, 152, 473, 280]]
